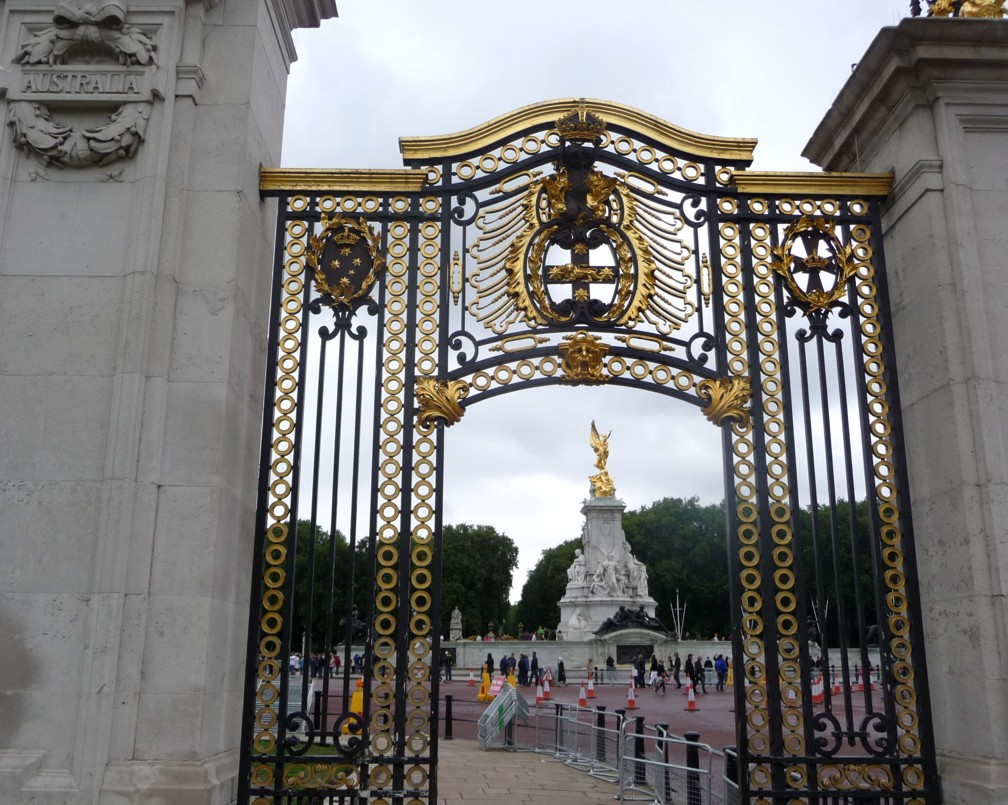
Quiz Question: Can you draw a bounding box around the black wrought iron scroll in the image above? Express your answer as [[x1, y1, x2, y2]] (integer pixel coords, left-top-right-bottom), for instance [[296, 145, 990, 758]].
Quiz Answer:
[[240, 99, 940, 804]]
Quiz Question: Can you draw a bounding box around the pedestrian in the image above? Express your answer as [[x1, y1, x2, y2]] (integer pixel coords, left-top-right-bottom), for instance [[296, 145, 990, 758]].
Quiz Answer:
[[714, 654, 728, 692], [694, 656, 707, 693], [682, 653, 694, 693], [530, 651, 539, 685], [655, 659, 667, 694], [605, 655, 615, 683], [634, 654, 646, 689], [557, 656, 567, 686], [673, 652, 682, 688], [486, 652, 494, 678], [442, 650, 453, 682]]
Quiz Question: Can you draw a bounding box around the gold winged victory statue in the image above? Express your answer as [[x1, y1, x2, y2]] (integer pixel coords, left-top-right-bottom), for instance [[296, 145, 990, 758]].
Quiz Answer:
[[589, 421, 615, 498]]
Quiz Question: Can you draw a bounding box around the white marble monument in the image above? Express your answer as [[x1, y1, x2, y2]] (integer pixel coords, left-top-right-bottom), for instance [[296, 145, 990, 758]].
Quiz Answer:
[[557, 423, 658, 641]]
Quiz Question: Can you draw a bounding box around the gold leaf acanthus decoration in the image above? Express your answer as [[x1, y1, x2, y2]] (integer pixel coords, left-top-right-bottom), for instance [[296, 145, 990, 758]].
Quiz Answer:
[[415, 377, 469, 428], [698, 376, 752, 430]]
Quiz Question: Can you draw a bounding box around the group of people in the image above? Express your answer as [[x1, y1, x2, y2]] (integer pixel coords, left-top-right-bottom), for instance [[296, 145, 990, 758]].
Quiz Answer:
[[288, 651, 365, 678], [628, 651, 731, 694], [482, 651, 546, 686]]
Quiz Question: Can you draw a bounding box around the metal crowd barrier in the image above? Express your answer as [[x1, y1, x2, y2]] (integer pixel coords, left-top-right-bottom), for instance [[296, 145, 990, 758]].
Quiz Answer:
[[477, 685, 529, 749], [552, 702, 623, 782], [618, 720, 719, 805], [475, 696, 727, 803]]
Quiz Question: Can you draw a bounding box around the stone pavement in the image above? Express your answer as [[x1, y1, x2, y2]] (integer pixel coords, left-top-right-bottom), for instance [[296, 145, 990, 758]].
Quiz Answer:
[[436, 740, 618, 804]]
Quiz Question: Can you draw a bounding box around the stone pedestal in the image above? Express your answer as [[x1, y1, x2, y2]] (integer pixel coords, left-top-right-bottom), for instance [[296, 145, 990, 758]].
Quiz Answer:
[[804, 19, 1008, 805], [558, 494, 657, 641], [0, 1, 335, 803]]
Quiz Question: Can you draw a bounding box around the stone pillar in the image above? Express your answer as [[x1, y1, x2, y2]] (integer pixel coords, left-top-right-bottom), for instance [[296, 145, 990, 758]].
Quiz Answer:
[[805, 19, 1008, 805], [0, 1, 335, 803]]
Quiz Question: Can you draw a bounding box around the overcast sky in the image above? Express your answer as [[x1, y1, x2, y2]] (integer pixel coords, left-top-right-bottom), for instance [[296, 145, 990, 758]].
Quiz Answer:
[[282, 1, 913, 602]]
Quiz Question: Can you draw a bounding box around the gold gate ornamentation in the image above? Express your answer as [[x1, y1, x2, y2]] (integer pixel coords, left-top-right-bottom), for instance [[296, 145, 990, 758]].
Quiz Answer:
[[240, 99, 940, 805]]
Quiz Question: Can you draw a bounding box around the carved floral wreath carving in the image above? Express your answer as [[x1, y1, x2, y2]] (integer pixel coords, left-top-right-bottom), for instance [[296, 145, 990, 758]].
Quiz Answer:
[[7, 0, 157, 170]]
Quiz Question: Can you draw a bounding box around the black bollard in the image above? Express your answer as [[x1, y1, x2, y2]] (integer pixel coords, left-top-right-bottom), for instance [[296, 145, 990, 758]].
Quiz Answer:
[[725, 744, 740, 805], [633, 715, 646, 787], [614, 707, 627, 766], [444, 694, 453, 741], [554, 702, 564, 755], [595, 706, 607, 762], [685, 730, 701, 805], [656, 722, 673, 802]]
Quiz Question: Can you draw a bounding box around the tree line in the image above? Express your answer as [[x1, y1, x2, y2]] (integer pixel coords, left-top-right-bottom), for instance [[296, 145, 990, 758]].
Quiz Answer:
[[288, 496, 877, 649]]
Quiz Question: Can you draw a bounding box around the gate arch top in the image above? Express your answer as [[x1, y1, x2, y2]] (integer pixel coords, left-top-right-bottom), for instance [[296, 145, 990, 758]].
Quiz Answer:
[[398, 96, 758, 163]]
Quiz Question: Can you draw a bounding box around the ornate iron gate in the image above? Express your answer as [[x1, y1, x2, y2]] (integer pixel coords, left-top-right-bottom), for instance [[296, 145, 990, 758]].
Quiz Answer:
[[238, 99, 940, 804]]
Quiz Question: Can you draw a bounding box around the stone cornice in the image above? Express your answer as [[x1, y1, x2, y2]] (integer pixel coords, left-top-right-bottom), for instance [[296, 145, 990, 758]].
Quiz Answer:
[[284, 0, 338, 30], [804, 18, 1008, 171], [195, 0, 336, 27]]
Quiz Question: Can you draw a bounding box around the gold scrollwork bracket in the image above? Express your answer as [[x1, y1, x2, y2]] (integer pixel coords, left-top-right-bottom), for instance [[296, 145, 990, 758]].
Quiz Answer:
[[558, 331, 610, 383], [698, 376, 752, 430], [415, 377, 470, 429]]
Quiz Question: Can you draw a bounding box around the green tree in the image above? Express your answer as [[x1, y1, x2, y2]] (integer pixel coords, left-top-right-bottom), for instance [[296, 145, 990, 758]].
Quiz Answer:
[[798, 499, 878, 645], [290, 520, 347, 651], [514, 538, 580, 633], [290, 520, 373, 652], [439, 523, 518, 637], [622, 496, 729, 638]]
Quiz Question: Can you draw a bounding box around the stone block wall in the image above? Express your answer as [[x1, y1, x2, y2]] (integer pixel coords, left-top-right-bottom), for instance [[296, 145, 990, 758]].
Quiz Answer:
[[0, 0, 334, 802]]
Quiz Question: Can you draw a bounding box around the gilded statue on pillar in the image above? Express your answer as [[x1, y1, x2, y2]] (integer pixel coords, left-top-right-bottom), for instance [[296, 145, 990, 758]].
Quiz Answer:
[[588, 420, 615, 497]]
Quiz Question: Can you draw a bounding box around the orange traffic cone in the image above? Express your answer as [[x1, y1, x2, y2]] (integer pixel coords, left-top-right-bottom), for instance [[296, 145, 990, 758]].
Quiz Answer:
[[832, 671, 841, 695], [542, 677, 551, 701], [684, 682, 699, 712], [812, 674, 824, 704], [587, 676, 596, 699], [468, 670, 475, 687], [535, 681, 544, 705], [578, 682, 587, 707], [857, 668, 864, 692], [626, 678, 638, 710]]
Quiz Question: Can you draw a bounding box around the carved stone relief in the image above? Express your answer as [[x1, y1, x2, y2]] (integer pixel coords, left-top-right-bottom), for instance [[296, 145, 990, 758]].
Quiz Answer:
[[4, 0, 159, 169]]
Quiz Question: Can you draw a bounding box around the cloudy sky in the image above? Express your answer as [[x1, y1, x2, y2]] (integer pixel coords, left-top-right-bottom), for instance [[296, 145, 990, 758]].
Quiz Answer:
[[282, 1, 913, 601]]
